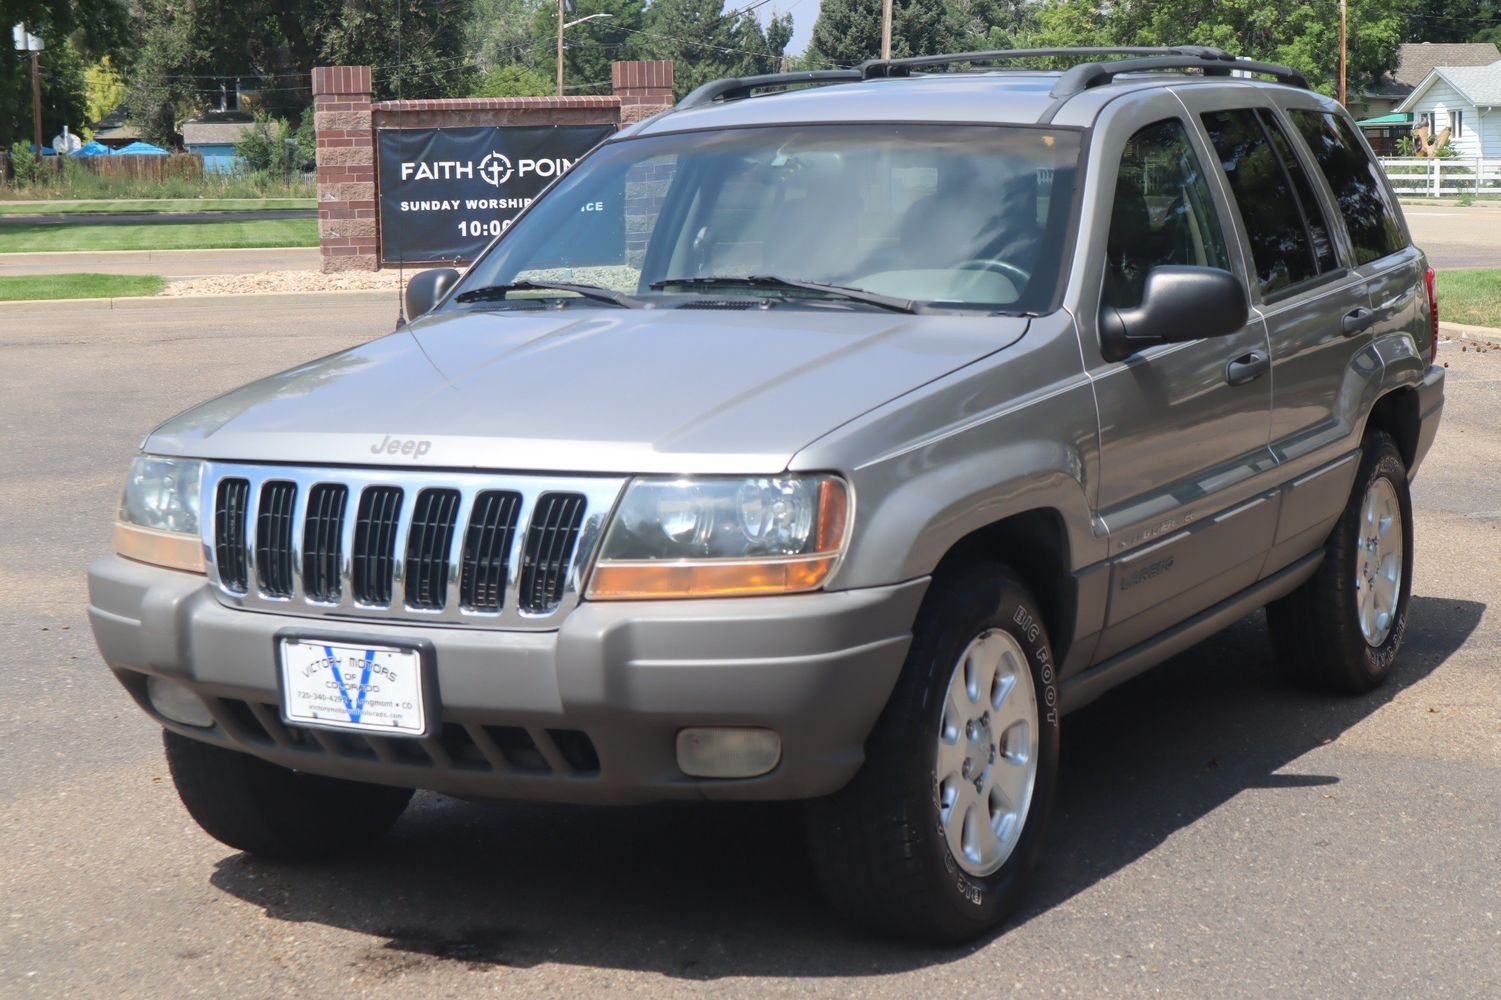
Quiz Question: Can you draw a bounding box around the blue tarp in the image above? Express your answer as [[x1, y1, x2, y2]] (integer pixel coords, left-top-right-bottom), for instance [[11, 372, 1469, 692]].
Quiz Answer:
[[112, 141, 168, 155], [72, 140, 112, 156]]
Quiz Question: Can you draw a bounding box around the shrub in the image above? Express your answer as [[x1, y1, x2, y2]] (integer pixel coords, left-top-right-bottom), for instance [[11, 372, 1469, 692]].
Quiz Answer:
[[234, 111, 297, 174], [6, 142, 47, 187]]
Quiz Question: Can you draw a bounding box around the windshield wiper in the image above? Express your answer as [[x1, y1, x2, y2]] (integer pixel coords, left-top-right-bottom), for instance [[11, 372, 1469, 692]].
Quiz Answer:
[[648, 275, 922, 314], [454, 280, 645, 309]]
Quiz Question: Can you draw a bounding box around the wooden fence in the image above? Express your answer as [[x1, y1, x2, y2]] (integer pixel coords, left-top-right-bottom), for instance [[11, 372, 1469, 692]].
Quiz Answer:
[[1, 151, 204, 184], [1379, 157, 1501, 198]]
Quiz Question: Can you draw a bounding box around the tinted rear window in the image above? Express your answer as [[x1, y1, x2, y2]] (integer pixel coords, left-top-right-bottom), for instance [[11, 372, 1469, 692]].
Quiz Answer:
[[1288, 110, 1407, 265], [1202, 109, 1320, 295]]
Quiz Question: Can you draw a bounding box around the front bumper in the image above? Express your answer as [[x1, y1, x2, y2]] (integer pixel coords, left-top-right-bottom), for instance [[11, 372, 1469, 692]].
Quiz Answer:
[[88, 555, 926, 804]]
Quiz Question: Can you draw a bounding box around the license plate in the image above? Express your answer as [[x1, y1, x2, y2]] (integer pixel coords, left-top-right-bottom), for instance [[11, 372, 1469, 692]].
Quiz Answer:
[[279, 638, 428, 737]]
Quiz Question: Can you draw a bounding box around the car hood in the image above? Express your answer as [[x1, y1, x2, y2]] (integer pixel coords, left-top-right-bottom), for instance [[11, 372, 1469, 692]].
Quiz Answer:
[[146, 305, 1029, 474]]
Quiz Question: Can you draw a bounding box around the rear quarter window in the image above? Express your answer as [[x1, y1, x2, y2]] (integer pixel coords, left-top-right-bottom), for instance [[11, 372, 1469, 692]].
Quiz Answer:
[[1287, 110, 1407, 265]]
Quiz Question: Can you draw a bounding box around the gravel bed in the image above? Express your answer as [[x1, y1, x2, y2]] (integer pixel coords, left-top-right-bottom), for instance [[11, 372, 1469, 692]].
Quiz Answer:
[[161, 268, 451, 297]]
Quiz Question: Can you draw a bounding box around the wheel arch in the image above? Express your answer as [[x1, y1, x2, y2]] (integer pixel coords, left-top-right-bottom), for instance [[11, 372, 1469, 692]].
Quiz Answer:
[[930, 508, 1079, 669], [1363, 385, 1420, 469]]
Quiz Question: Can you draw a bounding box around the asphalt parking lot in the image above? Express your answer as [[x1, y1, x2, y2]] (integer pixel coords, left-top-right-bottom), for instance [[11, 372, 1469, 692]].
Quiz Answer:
[[2, 294, 1499, 998]]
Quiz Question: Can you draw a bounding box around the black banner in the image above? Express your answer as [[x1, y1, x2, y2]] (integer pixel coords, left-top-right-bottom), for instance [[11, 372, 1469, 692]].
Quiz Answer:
[[377, 124, 617, 264]]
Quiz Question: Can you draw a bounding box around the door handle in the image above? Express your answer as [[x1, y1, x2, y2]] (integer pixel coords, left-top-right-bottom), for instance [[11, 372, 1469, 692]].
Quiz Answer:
[[1342, 307, 1378, 337], [1225, 350, 1269, 386]]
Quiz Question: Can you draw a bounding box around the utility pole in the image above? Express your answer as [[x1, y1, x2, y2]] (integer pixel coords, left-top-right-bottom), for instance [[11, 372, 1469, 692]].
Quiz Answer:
[[1338, 0, 1348, 106], [556, 7, 610, 96], [13, 24, 44, 154], [881, 0, 892, 61]]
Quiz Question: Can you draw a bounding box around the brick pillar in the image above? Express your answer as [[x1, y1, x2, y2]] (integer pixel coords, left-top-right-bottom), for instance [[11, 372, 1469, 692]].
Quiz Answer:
[[312, 66, 379, 272], [612, 61, 674, 124]]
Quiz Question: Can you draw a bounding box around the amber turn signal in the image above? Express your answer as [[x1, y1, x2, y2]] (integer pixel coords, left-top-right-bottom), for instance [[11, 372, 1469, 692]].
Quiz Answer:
[[587, 553, 841, 600], [114, 522, 206, 574]]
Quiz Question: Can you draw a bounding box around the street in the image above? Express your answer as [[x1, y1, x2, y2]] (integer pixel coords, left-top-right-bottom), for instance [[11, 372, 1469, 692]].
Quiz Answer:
[[1402, 204, 1501, 271], [1, 293, 1499, 998]]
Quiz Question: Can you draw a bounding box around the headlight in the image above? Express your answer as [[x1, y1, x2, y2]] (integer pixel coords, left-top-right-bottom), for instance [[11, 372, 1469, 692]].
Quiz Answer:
[[114, 456, 205, 573], [586, 475, 850, 599]]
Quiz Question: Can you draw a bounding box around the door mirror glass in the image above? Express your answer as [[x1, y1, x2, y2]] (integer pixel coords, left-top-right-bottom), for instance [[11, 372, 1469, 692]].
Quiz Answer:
[[1101, 265, 1248, 361], [404, 267, 461, 320]]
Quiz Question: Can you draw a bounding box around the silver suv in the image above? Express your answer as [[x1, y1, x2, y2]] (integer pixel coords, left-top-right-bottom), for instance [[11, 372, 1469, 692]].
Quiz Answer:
[[89, 47, 1445, 943]]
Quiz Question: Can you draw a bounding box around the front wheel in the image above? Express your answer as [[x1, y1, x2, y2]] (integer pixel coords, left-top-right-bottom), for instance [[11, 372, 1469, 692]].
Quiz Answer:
[[163, 730, 414, 861], [804, 561, 1060, 943], [1267, 429, 1415, 693]]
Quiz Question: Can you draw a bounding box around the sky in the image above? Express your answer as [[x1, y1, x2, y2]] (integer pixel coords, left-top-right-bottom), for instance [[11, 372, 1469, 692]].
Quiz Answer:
[[762, 1, 817, 58]]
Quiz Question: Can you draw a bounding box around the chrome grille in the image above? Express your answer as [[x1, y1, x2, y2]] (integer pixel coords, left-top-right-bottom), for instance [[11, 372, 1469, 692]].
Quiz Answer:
[[255, 481, 297, 597], [404, 488, 461, 610], [519, 493, 587, 613], [352, 486, 402, 606], [201, 463, 624, 630], [459, 490, 521, 612], [214, 478, 250, 592], [301, 484, 348, 603]]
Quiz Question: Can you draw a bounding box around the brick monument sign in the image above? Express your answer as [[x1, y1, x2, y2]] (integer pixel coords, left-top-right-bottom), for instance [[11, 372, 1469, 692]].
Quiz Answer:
[[312, 61, 674, 273]]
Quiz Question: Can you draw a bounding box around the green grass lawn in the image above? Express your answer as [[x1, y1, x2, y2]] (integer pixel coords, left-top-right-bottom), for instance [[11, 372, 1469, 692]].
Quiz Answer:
[[0, 218, 318, 253], [1437, 269, 1501, 329], [0, 273, 164, 301], [0, 198, 315, 215]]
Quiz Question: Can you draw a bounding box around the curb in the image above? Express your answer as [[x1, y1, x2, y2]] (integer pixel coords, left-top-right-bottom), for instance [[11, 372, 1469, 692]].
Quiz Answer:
[[0, 246, 317, 259], [1441, 321, 1501, 340], [0, 288, 397, 311]]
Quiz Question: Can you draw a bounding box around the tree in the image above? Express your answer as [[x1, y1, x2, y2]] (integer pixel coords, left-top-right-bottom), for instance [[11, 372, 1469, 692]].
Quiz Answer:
[[809, 0, 954, 67], [469, 0, 548, 72], [83, 55, 127, 126], [1405, 1, 1501, 44], [1, 0, 129, 147], [1020, 0, 1416, 98], [637, 0, 792, 96], [524, 0, 647, 95], [125, 0, 478, 147], [471, 62, 554, 96]]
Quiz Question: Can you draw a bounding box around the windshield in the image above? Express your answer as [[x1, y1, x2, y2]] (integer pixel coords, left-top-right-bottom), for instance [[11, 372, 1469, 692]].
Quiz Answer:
[[452, 123, 1082, 312]]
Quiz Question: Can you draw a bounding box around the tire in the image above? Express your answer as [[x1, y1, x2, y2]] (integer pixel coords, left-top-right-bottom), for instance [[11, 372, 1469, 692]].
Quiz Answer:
[[804, 561, 1061, 944], [1267, 429, 1414, 694], [163, 730, 414, 861]]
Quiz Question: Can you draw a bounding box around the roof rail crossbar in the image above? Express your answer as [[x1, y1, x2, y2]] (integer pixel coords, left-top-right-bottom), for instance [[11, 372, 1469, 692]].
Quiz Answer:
[[1049, 55, 1309, 97], [859, 46, 1235, 78], [676, 70, 864, 110]]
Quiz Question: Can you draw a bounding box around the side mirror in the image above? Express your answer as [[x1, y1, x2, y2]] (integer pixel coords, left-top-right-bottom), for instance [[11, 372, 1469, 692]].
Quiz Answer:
[[1100, 266, 1248, 362], [404, 267, 462, 320]]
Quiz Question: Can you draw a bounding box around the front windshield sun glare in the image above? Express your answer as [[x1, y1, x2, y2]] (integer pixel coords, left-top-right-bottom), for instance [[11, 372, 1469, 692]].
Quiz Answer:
[[449, 124, 1081, 315]]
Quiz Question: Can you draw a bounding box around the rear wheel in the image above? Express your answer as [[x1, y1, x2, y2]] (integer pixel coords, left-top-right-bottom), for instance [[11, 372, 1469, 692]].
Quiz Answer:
[[163, 730, 413, 860], [1267, 429, 1414, 693], [804, 561, 1060, 943]]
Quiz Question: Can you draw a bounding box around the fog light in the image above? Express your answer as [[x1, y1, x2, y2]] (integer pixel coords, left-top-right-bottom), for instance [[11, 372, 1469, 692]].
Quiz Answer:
[[675, 728, 781, 779], [146, 675, 214, 728]]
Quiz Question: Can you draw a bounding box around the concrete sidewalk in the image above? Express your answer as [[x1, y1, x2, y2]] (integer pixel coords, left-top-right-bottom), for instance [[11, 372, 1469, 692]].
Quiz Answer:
[[0, 246, 319, 278]]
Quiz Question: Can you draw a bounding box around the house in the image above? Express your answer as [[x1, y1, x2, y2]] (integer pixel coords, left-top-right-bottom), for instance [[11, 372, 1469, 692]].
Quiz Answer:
[[181, 111, 257, 173], [1352, 42, 1500, 154], [90, 103, 142, 150], [1394, 60, 1501, 158]]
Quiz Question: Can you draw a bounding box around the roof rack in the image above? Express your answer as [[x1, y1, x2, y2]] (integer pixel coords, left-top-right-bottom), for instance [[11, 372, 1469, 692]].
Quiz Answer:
[[672, 46, 1310, 114], [676, 70, 863, 110], [1048, 54, 1309, 96], [859, 45, 1308, 93], [858, 46, 1234, 78]]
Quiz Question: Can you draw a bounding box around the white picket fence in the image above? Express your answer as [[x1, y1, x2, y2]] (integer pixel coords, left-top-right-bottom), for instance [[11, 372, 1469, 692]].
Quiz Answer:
[[1378, 157, 1501, 197]]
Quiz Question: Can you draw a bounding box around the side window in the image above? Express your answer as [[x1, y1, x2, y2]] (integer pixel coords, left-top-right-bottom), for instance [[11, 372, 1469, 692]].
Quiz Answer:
[[1103, 118, 1231, 310], [1288, 110, 1407, 265], [1257, 110, 1338, 273], [1202, 109, 1341, 296]]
